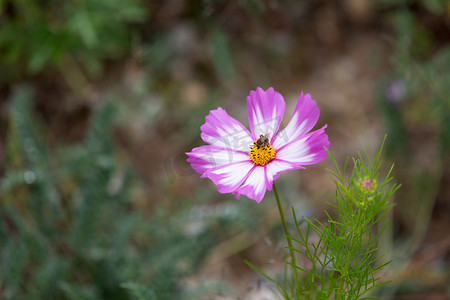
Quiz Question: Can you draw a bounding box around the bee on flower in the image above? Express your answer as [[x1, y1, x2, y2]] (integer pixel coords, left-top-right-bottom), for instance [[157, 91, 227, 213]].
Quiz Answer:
[[186, 87, 330, 203]]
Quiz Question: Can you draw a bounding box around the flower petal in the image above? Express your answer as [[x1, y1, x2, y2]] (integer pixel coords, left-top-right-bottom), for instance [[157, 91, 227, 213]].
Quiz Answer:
[[273, 92, 320, 149], [275, 125, 330, 166], [204, 161, 255, 194], [264, 159, 305, 191], [201, 107, 253, 152], [247, 87, 285, 141], [186, 145, 249, 175], [232, 166, 268, 203]]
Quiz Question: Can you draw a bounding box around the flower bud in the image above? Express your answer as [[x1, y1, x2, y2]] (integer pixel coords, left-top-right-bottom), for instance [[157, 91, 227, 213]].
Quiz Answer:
[[358, 177, 377, 194]]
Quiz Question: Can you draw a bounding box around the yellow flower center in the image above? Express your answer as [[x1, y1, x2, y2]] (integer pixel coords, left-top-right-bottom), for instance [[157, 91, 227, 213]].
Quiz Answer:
[[249, 141, 276, 166]]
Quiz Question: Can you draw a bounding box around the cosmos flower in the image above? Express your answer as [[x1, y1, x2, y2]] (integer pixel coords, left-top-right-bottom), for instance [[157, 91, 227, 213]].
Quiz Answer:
[[186, 87, 330, 203]]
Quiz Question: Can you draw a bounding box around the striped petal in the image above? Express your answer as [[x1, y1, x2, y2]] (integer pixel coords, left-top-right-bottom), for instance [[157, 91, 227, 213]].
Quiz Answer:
[[273, 92, 320, 149], [275, 125, 330, 166], [247, 87, 285, 141], [204, 160, 255, 194], [232, 166, 267, 203], [201, 107, 253, 152], [186, 145, 249, 175], [265, 159, 304, 191]]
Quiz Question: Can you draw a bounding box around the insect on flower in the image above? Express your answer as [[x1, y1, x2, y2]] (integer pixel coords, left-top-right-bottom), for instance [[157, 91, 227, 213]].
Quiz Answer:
[[252, 134, 270, 149], [186, 87, 330, 203]]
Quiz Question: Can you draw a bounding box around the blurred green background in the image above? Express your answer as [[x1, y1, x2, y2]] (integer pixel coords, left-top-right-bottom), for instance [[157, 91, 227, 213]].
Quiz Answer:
[[0, 0, 449, 299]]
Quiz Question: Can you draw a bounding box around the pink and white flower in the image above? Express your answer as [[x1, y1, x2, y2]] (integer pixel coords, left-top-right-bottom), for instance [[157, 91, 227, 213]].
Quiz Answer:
[[186, 87, 330, 203]]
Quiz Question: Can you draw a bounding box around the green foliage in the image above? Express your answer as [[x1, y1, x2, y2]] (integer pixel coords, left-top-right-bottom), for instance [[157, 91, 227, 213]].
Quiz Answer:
[[378, 0, 448, 14], [376, 1, 450, 156], [207, 27, 236, 81], [374, 4, 449, 289], [0, 0, 146, 81], [248, 139, 399, 299], [0, 85, 237, 299]]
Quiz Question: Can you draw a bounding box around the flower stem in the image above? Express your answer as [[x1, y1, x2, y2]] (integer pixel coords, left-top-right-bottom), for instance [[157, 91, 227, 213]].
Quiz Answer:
[[273, 183, 299, 290], [337, 206, 364, 299]]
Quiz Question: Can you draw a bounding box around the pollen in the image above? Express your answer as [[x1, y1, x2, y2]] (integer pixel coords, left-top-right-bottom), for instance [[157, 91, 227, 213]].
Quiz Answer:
[[249, 142, 276, 166]]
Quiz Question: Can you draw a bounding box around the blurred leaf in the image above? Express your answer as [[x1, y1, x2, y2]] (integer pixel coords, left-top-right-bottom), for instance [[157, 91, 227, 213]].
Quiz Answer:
[[0, 240, 28, 299], [144, 35, 175, 75], [59, 282, 100, 300], [207, 27, 236, 81], [68, 10, 98, 48], [423, 0, 448, 13], [1, 85, 246, 299], [0, 0, 147, 80]]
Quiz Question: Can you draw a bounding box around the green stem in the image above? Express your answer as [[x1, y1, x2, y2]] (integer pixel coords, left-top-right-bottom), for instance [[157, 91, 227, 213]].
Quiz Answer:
[[337, 207, 364, 299], [273, 183, 299, 291]]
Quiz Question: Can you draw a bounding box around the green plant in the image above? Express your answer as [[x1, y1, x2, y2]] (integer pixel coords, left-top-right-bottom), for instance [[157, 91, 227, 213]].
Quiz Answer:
[[247, 139, 399, 299], [0, 85, 239, 299], [375, 4, 449, 293], [0, 0, 146, 83]]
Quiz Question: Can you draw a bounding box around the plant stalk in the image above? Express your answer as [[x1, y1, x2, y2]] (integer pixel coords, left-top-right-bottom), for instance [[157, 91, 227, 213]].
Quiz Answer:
[[273, 183, 299, 290]]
